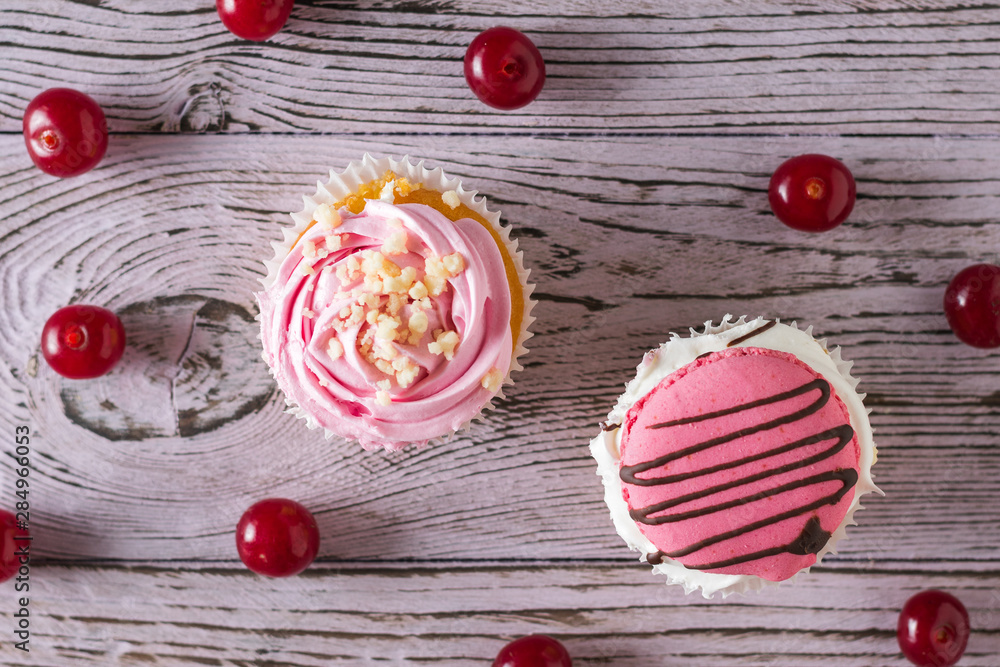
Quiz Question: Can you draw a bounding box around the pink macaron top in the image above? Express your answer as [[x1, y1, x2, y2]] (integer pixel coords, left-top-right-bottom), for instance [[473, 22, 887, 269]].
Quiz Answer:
[[257, 199, 512, 450], [619, 346, 860, 582]]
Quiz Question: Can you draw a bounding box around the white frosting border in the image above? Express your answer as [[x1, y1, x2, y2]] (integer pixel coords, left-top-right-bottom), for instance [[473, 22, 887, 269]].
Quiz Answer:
[[589, 315, 881, 598]]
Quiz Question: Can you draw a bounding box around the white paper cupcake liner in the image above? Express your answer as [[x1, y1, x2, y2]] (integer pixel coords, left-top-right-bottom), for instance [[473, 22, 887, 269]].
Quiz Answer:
[[590, 315, 881, 598], [257, 154, 536, 447]]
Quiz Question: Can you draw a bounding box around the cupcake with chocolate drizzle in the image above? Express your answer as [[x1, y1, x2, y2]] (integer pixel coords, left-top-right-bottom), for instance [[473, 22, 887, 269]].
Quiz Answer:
[[590, 316, 880, 597]]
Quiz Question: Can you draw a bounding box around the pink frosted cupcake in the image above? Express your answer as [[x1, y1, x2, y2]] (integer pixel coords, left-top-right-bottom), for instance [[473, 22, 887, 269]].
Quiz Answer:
[[590, 316, 880, 597], [256, 155, 534, 450]]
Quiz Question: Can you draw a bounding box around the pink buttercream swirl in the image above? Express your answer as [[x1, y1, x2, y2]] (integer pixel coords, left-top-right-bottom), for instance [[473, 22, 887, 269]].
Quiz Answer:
[[257, 199, 512, 450]]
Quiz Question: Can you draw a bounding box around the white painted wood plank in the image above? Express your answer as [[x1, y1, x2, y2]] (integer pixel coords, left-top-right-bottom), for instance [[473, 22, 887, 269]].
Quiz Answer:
[[1, 133, 998, 569], [6, 564, 997, 666], [3, 1, 1000, 133]]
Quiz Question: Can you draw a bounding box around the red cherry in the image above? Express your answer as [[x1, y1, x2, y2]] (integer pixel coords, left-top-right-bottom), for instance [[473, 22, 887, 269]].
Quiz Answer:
[[0, 510, 30, 583], [41, 305, 125, 379], [897, 590, 970, 667], [23, 88, 108, 178], [768, 154, 856, 232], [236, 498, 319, 577], [464, 27, 545, 110], [493, 635, 572, 667], [944, 263, 1000, 348], [216, 0, 295, 41]]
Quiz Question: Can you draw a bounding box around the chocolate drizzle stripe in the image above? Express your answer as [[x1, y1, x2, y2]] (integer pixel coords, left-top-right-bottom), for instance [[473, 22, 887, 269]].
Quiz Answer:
[[634, 465, 856, 532], [628, 425, 855, 519], [647, 377, 826, 431], [727, 319, 777, 347], [658, 469, 857, 560], [646, 513, 833, 568], [646, 551, 665, 565], [684, 516, 832, 570], [625, 424, 851, 488], [622, 378, 829, 481]]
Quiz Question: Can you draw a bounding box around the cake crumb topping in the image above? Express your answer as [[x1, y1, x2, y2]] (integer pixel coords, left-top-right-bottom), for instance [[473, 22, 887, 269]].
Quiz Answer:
[[314, 203, 342, 230], [381, 230, 408, 256], [441, 190, 461, 209], [442, 252, 465, 275], [325, 234, 343, 251], [335, 171, 422, 214], [481, 367, 504, 392], [408, 280, 429, 300], [393, 176, 418, 197], [428, 330, 460, 360], [305, 205, 475, 395], [396, 364, 419, 388], [408, 310, 428, 334], [423, 252, 465, 297]]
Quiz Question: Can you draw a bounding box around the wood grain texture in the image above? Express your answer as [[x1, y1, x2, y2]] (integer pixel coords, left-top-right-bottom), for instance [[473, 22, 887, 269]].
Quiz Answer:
[[3, 1, 1000, 134], [3, 0, 1000, 663], [9, 564, 1000, 666], [1, 133, 998, 568]]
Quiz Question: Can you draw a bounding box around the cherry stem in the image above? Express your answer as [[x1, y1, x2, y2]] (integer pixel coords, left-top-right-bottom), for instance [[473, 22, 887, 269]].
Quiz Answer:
[[500, 58, 522, 80], [40, 130, 59, 151], [62, 324, 86, 350], [936, 625, 956, 646], [804, 177, 826, 200]]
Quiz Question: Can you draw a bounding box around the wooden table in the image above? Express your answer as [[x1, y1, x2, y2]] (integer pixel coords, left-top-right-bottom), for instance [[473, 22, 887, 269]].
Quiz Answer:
[[2, 1, 999, 665]]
